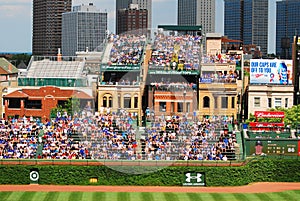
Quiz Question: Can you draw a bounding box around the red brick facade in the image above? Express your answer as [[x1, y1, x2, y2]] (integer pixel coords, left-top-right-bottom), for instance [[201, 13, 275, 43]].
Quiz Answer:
[[4, 86, 93, 120]]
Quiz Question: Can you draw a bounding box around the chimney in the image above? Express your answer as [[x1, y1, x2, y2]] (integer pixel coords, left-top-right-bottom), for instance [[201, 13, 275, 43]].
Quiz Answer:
[[57, 48, 62, 61]]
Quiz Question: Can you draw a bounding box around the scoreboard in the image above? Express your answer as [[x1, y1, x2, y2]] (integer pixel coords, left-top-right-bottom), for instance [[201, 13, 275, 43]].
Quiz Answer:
[[246, 139, 300, 156]]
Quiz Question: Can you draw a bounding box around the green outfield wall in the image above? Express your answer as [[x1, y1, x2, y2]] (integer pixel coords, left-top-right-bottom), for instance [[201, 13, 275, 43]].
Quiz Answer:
[[0, 158, 299, 186]]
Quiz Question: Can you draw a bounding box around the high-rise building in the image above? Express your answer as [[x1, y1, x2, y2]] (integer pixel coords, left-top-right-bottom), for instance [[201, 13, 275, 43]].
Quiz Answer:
[[62, 3, 107, 56], [178, 0, 215, 34], [116, 0, 152, 34], [224, 0, 243, 43], [117, 5, 148, 35], [276, 0, 300, 59], [224, 0, 268, 55], [32, 0, 72, 56]]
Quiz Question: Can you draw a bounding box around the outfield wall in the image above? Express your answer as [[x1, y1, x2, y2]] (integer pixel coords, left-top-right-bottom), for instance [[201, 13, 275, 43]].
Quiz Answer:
[[0, 158, 299, 186]]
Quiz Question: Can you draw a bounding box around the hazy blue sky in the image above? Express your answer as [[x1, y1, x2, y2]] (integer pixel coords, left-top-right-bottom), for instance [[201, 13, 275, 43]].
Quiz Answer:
[[0, 0, 275, 53]]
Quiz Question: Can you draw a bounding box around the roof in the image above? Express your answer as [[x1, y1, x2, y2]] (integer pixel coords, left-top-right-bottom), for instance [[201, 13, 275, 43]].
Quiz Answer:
[[4, 90, 29, 98], [221, 37, 243, 43], [4, 86, 93, 100], [0, 58, 19, 74]]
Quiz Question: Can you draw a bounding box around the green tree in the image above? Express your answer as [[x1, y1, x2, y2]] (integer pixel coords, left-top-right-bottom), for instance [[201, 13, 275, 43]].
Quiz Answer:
[[9, 53, 31, 66], [245, 106, 300, 129], [50, 97, 80, 119]]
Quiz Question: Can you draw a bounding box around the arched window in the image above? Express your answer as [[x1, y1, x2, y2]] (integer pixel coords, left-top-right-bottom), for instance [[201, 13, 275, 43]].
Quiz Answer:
[[203, 96, 210, 108], [102, 94, 113, 108]]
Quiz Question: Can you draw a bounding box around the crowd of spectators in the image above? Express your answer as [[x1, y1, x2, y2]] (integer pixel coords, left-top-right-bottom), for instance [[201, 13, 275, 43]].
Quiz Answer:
[[148, 33, 201, 71], [200, 71, 238, 83], [141, 115, 238, 161], [202, 53, 241, 64], [0, 109, 238, 161], [108, 34, 147, 66], [150, 81, 197, 91]]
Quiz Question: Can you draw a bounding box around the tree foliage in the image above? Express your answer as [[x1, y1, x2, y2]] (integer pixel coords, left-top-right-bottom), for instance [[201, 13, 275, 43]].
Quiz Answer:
[[246, 105, 300, 129], [50, 97, 80, 119]]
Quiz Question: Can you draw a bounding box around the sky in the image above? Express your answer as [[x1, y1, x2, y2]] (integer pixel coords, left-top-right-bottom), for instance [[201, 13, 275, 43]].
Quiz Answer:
[[0, 0, 275, 54]]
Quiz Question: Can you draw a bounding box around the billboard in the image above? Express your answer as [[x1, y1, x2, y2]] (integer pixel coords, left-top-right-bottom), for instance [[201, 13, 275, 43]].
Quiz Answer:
[[250, 59, 293, 85], [254, 111, 285, 118]]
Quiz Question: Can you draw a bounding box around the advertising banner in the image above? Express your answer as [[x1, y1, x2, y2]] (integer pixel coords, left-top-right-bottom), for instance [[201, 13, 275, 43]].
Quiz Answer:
[[254, 111, 285, 118], [249, 122, 285, 131], [182, 172, 205, 186], [250, 59, 293, 84]]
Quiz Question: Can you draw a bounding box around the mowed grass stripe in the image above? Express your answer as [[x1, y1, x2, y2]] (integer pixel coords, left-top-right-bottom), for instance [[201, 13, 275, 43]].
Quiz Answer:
[[210, 193, 229, 201], [117, 192, 130, 201], [42, 192, 59, 201], [254, 193, 273, 201], [5, 192, 25, 201], [0, 192, 13, 201], [163, 192, 179, 201], [140, 192, 154, 201], [186, 193, 204, 201], [0, 192, 14, 201], [19, 192, 37, 201], [56, 192, 72, 201], [68, 192, 83, 201], [92, 192, 106, 201], [232, 193, 251, 201]]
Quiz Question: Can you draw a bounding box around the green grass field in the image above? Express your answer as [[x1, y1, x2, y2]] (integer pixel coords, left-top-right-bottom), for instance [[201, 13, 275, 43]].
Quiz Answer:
[[1, 191, 300, 201]]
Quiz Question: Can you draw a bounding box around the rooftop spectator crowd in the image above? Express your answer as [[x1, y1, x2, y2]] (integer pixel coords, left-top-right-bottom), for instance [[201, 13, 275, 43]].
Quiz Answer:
[[0, 109, 238, 161], [200, 71, 238, 83], [148, 33, 201, 71], [108, 34, 147, 66], [150, 81, 197, 91], [202, 53, 241, 64]]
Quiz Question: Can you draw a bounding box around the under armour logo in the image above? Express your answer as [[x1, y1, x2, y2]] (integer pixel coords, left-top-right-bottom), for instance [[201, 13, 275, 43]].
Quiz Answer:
[[186, 173, 202, 183]]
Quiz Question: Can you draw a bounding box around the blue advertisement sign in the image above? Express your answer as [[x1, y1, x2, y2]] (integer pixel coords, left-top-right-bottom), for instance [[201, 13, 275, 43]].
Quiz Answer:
[[250, 59, 293, 85]]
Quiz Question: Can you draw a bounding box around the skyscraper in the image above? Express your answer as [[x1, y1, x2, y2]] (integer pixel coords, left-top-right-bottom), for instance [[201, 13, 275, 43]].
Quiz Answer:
[[116, 0, 152, 34], [117, 5, 148, 35], [32, 0, 72, 56], [178, 0, 215, 34], [62, 3, 107, 56], [224, 0, 243, 42], [276, 0, 300, 59], [224, 0, 268, 55]]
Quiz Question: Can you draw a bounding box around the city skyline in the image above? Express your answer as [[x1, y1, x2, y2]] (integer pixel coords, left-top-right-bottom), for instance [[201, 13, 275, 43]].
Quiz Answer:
[[0, 0, 276, 54]]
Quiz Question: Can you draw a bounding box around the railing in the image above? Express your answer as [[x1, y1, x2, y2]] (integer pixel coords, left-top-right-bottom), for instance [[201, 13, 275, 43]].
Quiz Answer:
[[0, 157, 245, 167]]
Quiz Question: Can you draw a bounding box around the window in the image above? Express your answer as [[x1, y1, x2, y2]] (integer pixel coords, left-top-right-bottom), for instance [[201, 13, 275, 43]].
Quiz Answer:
[[134, 97, 138, 108], [124, 97, 131, 108], [221, 97, 228, 109], [159, 102, 166, 112], [254, 97, 260, 107], [177, 102, 183, 112], [203, 96, 210, 108], [26, 100, 42, 109], [268, 98, 272, 108], [8, 98, 21, 109], [274, 98, 282, 108], [285, 98, 288, 108], [186, 102, 190, 113], [231, 97, 235, 108], [102, 94, 113, 108], [103, 97, 107, 107], [214, 96, 218, 108]]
